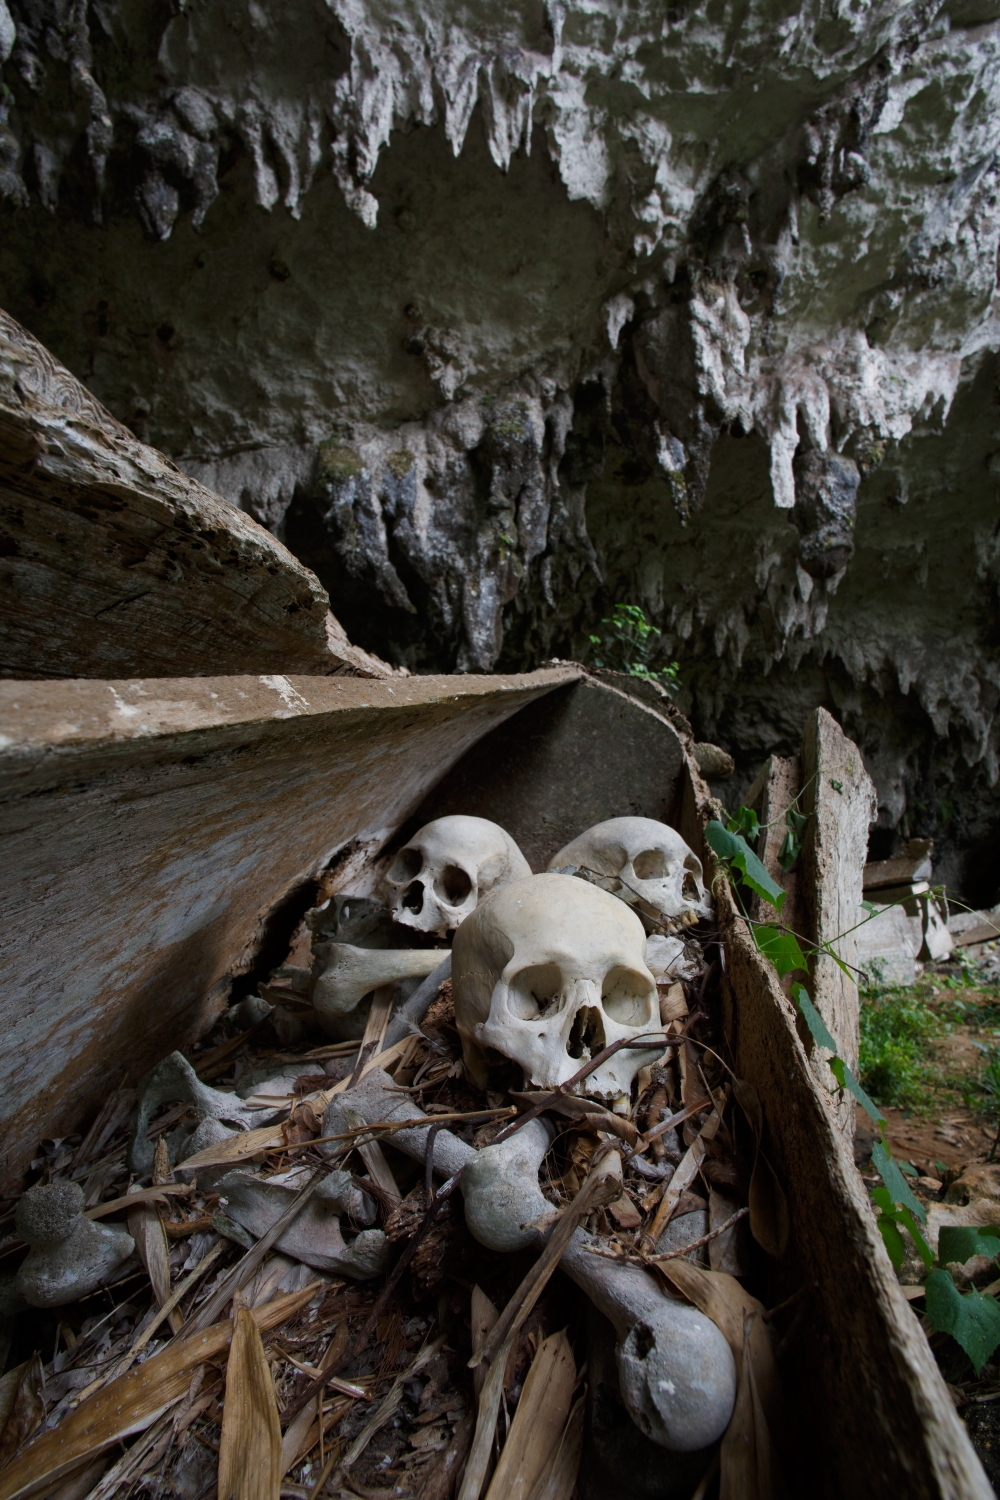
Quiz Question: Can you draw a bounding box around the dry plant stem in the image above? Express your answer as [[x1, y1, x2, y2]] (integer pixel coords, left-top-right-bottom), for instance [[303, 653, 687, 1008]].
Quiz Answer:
[[347, 986, 396, 1089], [193, 1016, 272, 1078], [652, 1208, 749, 1263], [491, 1029, 686, 1150], [270, 1108, 516, 1159], [130, 1243, 225, 1354], [457, 1327, 517, 1500], [641, 1130, 711, 1249], [0, 1286, 319, 1500], [184, 1169, 325, 1334], [283, 1172, 464, 1422], [342, 1337, 445, 1471], [86, 1185, 194, 1221]]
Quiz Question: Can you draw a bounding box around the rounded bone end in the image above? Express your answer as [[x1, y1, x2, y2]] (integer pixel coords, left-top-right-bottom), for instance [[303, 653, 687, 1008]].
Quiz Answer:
[[617, 1305, 737, 1451], [15, 1181, 85, 1246]]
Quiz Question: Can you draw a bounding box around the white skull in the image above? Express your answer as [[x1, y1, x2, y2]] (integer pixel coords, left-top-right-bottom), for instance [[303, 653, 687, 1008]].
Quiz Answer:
[[452, 873, 661, 1102], [548, 817, 712, 933], [382, 815, 531, 936]]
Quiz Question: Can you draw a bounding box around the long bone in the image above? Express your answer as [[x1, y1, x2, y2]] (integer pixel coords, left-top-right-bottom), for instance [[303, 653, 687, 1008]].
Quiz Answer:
[[324, 1068, 736, 1451], [310, 942, 447, 1039], [127, 1051, 287, 1177]]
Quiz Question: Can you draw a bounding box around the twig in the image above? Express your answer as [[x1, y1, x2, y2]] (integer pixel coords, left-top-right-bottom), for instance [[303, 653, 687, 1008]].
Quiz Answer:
[[651, 1206, 748, 1261], [130, 1242, 225, 1353], [183, 1167, 325, 1333], [491, 1029, 682, 1149], [283, 1171, 464, 1422], [267, 1107, 516, 1158]]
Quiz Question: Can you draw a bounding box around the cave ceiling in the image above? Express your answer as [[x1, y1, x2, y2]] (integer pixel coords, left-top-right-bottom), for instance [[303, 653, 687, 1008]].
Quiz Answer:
[[1, 0, 1000, 893]]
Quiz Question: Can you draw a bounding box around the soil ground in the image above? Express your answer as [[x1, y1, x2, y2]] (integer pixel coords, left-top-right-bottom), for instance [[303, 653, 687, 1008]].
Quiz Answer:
[[856, 956, 1000, 1483]]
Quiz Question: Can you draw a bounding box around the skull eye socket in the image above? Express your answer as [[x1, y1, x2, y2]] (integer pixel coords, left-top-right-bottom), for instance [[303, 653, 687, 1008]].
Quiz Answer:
[[601, 967, 655, 1027], [437, 864, 473, 906], [682, 857, 704, 904], [632, 849, 666, 880], [389, 848, 422, 884], [507, 963, 563, 1021]]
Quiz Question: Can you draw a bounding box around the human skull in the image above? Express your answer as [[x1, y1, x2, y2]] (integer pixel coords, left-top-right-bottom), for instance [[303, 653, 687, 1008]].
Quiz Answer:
[[452, 873, 661, 1102], [548, 817, 712, 933], [382, 815, 531, 936]]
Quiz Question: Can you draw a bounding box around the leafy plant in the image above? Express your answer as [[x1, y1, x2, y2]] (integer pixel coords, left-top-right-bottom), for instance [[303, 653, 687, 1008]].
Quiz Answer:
[[708, 806, 1000, 1372], [587, 605, 680, 693], [858, 986, 939, 1110]]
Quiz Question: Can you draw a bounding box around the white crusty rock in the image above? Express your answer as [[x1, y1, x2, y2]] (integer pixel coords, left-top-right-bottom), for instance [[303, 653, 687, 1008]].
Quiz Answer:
[[548, 818, 713, 933], [382, 815, 531, 936], [452, 872, 662, 1101]]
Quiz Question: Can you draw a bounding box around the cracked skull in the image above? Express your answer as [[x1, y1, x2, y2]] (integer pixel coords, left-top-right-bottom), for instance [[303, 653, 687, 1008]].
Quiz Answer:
[[548, 817, 712, 933], [382, 814, 531, 936], [452, 873, 661, 1101]]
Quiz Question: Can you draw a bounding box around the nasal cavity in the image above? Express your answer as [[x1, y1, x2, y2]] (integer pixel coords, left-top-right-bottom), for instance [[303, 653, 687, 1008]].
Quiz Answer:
[[567, 1005, 606, 1059], [438, 864, 472, 905], [633, 849, 666, 880], [402, 881, 424, 913]]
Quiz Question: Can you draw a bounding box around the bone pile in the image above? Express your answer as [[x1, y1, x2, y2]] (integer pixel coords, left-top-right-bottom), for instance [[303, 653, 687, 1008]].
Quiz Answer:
[[0, 813, 783, 1500]]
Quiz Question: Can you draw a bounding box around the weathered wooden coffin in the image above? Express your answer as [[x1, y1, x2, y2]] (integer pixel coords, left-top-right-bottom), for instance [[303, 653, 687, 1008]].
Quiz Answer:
[[0, 664, 991, 1498]]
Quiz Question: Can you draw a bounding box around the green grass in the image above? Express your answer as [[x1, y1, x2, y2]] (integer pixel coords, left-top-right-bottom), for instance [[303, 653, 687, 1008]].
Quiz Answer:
[[859, 961, 1000, 1114], [859, 984, 942, 1109]]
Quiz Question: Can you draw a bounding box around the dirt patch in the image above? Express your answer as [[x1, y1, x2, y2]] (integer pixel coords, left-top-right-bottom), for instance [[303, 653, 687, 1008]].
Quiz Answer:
[[855, 1103, 994, 1174]]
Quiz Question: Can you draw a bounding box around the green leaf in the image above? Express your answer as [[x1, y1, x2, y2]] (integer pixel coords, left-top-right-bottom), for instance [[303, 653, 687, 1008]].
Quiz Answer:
[[753, 926, 809, 980], [786, 808, 809, 840], [705, 820, 786, 910], [828, 1056, 886, 1129], [791, 985, 838, 1052], [897, 1206, 934, 1268], [938, 1225, 1000, 1266], [924, 1270, 1000, 1373], [871, 1140, 927, 1223], [878, 1216, 906, 1269], [830, 779, 843, 793], [727, 806, 759, 842], [861, 900, 879, 915], [777, 830, 801, 872]]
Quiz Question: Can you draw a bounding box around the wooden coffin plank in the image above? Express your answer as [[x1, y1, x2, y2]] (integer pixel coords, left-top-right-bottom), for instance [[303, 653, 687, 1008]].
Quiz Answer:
[[0, 668, 575, 1191], [800, 707, 877, 1138], [720, 878, 991, 1499], [0, 309, 382, 680], [406, 675, 689, 870]]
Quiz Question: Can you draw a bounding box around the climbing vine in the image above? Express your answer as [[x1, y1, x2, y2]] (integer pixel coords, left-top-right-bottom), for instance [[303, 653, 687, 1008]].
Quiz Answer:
[[706, 808, 1000, 1372]]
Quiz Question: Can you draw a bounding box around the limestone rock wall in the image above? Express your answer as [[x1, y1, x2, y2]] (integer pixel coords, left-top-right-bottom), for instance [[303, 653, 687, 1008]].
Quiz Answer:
[[0, 0, 998, 891]]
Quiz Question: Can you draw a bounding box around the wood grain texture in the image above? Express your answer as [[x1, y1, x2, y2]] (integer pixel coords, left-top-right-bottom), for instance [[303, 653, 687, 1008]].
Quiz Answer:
[[0, 309, 386, 680], [719, 875, 991, 1498], [0, 669, 574, 1190], [800, 708, 876, 1137]]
